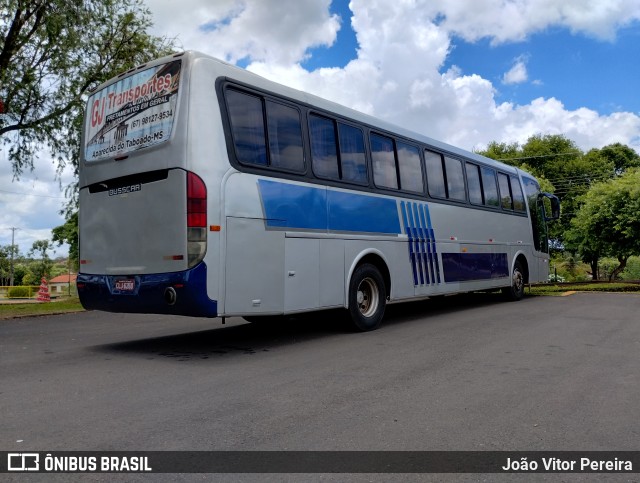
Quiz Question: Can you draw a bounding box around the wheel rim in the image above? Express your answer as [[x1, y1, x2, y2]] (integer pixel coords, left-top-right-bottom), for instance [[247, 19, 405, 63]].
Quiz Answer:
[[513, 268, 524, 293], [356, 277, 379, 317]]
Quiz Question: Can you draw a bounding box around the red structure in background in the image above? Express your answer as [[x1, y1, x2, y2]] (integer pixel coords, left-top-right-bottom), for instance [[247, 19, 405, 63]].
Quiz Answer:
[[37, 277, 50, 302]]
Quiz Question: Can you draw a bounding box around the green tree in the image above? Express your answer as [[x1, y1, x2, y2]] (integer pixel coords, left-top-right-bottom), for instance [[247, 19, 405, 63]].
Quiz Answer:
[[619, 256, 640, 280], [566, 169, 640, 281], [0, 0, 175, 181], [558, 145, 637, 275], [0, 245, 8, 285], [52, 211, 78, 271], [28, 239, 54, 280], [518, 134, 582, 179], [21, 267, 36, 286], [0, 243, 19, 285], [12, 263, 26, 285], [476, 141, 520, 163], [597, 143, 640, 175], [478, 135, 639, 274]]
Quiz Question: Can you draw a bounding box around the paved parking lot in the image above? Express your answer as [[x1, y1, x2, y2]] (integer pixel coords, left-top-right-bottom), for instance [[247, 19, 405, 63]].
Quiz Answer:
[[1, 292, 639, 478]]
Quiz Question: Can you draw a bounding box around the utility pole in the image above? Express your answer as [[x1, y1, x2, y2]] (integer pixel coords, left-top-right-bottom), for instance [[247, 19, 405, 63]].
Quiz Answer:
[[9, 227, 17, 286]]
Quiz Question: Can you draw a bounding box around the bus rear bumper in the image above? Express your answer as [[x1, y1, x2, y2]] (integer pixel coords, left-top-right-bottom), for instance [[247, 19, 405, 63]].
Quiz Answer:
[[77, 262, 217, 317]]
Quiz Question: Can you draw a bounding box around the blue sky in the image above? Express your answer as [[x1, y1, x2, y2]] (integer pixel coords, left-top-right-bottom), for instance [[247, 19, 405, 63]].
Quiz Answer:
[[300, 0, 358, 70], [444, 26, 640, 115]]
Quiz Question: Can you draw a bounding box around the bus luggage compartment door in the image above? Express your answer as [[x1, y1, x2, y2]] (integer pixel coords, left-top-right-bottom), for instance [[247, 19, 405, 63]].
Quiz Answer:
[[224, 217, 284, 315]]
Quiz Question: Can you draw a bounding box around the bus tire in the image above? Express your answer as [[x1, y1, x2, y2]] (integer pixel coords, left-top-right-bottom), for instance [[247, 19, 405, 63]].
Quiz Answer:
[[503, 259, 525, 301], [348, 263, 386, 331]]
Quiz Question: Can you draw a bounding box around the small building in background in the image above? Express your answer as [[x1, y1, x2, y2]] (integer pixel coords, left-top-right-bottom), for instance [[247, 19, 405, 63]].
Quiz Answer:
[[49, 274, 77, 296]]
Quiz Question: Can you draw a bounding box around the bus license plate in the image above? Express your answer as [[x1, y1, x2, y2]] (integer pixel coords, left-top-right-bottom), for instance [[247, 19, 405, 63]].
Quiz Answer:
[[114, 279, 135, 292]]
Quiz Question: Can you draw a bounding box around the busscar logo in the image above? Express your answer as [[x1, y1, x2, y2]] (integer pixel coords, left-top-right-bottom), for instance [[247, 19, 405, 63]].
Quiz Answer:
[[108, 184, 142, 196], [8, 453, 39, 471]]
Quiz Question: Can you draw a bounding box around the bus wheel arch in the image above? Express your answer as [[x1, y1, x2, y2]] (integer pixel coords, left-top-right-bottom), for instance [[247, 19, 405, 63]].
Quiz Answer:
[[346, 252, 390, 331], [503, 254, 528, 301], [515, 254, 530, 285]]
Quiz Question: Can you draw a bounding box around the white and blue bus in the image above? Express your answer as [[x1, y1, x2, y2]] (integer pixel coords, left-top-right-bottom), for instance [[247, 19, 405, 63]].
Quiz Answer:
[[77, 51, 559, 331]]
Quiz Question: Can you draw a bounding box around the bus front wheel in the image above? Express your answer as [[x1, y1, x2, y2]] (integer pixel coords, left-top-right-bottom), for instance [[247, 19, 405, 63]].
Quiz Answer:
[[503, 260, 525, 301], [348, 263, 386, 331]]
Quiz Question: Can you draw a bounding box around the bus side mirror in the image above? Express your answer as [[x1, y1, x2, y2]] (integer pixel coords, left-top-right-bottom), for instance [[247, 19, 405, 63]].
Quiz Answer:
[[539, 193, 560, 221]]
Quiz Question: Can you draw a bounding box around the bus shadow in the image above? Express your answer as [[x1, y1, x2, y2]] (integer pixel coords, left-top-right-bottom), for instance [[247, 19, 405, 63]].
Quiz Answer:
[[96, 292, 509, 362], [96, 311, 348, 362]]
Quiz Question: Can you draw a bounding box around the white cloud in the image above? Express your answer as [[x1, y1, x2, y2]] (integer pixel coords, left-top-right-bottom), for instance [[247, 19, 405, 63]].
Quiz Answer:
[[147, 0, 341, 65], [240, 0, 640, 153], [0, 145, 72, 257], [145, 0, 640, 62], [502, 56, 528, 85], [478, 98, 640, 152], [430, 0, 640, 43]]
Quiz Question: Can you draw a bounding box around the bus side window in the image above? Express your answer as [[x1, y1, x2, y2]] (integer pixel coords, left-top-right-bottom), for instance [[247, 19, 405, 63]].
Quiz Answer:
[[266, 101, 304, 171], [481, 166, 499, 207], [498, 173, 513, 210], [371, 133, 398, 189], [466, 163, 483, 205], [444, 156, 466, 201], [309, 114, 340, 179], [511, 176, 526, 212], [425, 150, 446, 198], [338, 123, 367, 184], [397, 142, 423, 193], [227, 89, 267, 166]]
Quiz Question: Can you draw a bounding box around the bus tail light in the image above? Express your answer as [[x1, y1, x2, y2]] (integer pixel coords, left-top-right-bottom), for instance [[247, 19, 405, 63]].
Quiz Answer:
[[187, 171, 207, 268]]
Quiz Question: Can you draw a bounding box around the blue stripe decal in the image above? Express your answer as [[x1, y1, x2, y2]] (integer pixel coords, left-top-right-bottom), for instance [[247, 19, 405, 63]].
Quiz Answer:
[[441, 253, 509, 282], [416, 204, 430, 285], [258, 180, 401, 234], [400, 202, 418, 286], [327, 189, 401, 234], [258, 179, 327, 230], [411, 203, 425, 285], [402, 201, 441, 287], [423, 206, 441, 283]]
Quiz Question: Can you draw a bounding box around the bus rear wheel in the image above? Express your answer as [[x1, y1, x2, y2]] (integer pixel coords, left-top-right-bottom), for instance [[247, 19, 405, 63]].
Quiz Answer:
[[503, 259, 525, 301], [348, 263, 386, 331]]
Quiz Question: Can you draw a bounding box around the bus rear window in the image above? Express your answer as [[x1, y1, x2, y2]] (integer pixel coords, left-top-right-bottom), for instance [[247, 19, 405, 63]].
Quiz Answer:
[[227, 90, 267, 166], [84, 60, 181, 162]]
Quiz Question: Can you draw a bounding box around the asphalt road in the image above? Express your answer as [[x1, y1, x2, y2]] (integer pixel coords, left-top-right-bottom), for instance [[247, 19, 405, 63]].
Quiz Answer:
[[1, 292, 639, 478]]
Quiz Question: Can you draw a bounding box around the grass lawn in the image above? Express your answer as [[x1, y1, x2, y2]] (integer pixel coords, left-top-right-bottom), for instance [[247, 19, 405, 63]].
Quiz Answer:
[[0, 297, 85, 319], [530, 282, 640, 296]]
